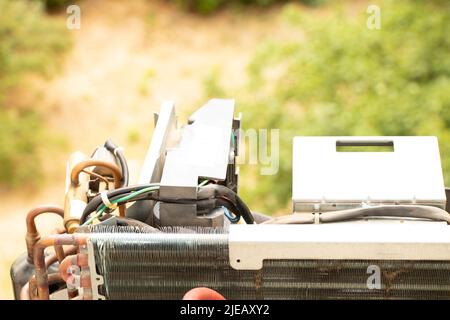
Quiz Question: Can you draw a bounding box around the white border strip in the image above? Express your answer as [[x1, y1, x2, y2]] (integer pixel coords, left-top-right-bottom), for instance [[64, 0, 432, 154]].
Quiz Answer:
[[229, 223, 450, 270]]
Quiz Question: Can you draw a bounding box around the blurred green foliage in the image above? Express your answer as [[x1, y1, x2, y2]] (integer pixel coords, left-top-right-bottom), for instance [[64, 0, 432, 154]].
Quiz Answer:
[[0, 0, 70, 186], [36, 0, 324, 14], [170, 0, 324, 15], [35, 0, 71, 11], [208, 0, 450, 213]]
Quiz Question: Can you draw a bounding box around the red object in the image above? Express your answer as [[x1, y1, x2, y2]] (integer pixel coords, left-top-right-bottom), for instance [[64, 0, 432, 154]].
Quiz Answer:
[[182, 287, 226, 300]]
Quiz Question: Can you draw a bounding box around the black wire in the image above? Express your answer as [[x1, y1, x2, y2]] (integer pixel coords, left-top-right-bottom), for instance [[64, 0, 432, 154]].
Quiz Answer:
[[83, 191, 239, 224], [199, 185, 255, 224], [81, 184, 255, 225], [90, 192, 235, 216], [94, 191, 159, 213], [235, 196, 255, 224], [80, 184, 156, 224], [104, 138, 129, 188]]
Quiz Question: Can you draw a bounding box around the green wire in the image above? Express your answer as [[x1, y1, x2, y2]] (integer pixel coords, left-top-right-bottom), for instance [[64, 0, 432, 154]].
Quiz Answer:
[[114, 186, 160, 202], [82, 206, 106, 226], [84, 180, 222, 226], [82, 186, 160, 226]]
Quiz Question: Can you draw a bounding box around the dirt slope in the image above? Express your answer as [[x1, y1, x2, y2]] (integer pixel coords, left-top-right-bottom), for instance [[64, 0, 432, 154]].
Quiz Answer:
[[0, 0, 290, 299]]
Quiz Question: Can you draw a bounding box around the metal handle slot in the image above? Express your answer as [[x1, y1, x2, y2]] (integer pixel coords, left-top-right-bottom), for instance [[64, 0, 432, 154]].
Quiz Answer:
[[336, 139, 394, 152]]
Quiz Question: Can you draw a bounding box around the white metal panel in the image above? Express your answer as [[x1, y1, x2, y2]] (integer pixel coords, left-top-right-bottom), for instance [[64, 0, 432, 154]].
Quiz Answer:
[[160, 99, 235, 192], [229, 223, 450, 270], [292, 136, 446, 212], [138, 101, 177, 184]]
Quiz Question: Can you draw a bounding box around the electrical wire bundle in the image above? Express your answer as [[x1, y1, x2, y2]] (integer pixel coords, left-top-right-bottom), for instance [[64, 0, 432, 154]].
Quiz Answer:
[[79, 182, 255, 226]]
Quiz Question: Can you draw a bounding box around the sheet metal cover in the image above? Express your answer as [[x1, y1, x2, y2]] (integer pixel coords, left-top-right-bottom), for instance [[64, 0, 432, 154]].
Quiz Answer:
[[160, 99, 235, 188], [228, 223, 450, 270], [292, 136, 446, 211]]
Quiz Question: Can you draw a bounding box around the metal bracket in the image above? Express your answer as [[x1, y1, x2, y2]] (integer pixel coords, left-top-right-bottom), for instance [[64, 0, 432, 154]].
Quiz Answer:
[[87, 239, 106, 300]]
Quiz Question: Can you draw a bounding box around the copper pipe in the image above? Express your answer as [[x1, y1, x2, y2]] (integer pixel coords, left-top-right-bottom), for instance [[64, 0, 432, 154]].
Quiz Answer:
[[68, 288, 78, 299], [25, 206, 64, 263], [25, 274, 77, 300], [33, 234, 87, 300], [70, 160, 125, 216], [21, 274, 65, 300], [54, 227, 67, 262], [59, 254, 89, 280], [59, 253, 91, 300], [45, 254, 58, 269], [71, 160, 122, 188], [82, 169, 110, 189], [65, 274, 91, 289], [80, 275, 92, 288], [54, 245, 66, 263], [29, 277, 37, 300], [59, 255, 75, 282], [45, 245, 78, 269]]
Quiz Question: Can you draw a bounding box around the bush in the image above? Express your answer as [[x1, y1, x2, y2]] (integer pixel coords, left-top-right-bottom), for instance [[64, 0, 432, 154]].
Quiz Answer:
[[169, 0, 324, 15], [0, 0, 70, 186], [35, 0, 72, 11], [214, 0, 450, 213]]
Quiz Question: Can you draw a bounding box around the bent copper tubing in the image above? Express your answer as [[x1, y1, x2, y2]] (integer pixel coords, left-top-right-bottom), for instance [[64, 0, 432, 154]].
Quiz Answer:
[[59, 253, 89, 282], [54, 245, 66, 263], [45, 245, 78, 269], [70, 160, 125, 216], [59, 253, 91, 300], [70, 160, 122, 188], [21, 274, 64, 300], [54, 227, 68, 263], [33, 234, 88, 300], [32, 244, 78, 300], [25, 206, 64, 262], [29, 277, 37, 300], [58, 254, 90, 300], [68, 287, 78, 299]]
